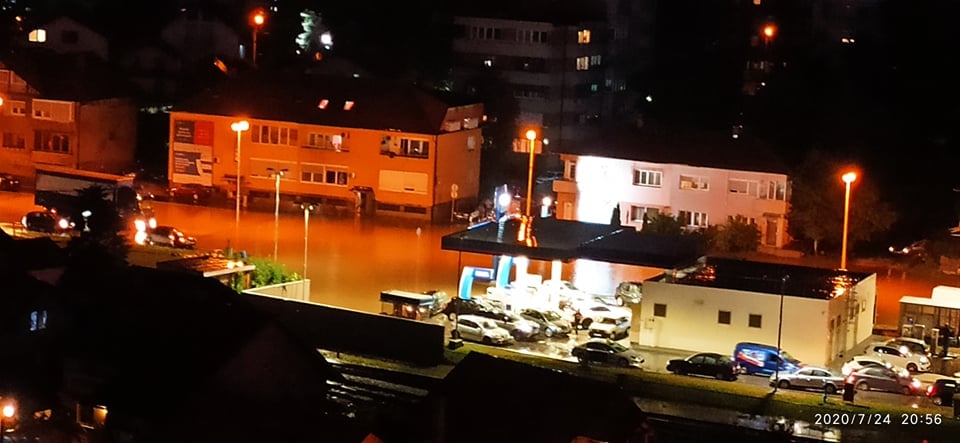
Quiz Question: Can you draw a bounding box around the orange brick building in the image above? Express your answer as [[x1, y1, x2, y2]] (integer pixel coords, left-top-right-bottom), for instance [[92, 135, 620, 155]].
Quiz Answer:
[[170, 72, 484, 221]]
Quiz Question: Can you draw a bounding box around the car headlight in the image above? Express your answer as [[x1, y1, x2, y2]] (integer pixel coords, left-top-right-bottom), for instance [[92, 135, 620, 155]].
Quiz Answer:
[[920, 356, 929, 363], [58, 218, 69, 229], [911, 379, 921, 388]]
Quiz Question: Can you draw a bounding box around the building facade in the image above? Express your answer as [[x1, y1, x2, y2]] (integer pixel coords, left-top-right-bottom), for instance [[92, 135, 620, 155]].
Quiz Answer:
[[169, 72, 483, 221], [449, 0, 652, 150], [0, 49, 138, 181], [637, 258, 876, 368], [551, 129, 791, 248]]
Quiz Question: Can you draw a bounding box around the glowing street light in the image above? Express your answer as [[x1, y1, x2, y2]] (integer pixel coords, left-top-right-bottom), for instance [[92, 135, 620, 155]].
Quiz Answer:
[[763, 24, 777, 39], [1, 402, 15, 437], [250, 9, 266, 65], [840, 171, 857, 270], [541, 196, 552, 218], [300, 202, 316, 280], [267, 167, 288, 261], [231, 120, 249, 244], [524, 129, 538, 216]]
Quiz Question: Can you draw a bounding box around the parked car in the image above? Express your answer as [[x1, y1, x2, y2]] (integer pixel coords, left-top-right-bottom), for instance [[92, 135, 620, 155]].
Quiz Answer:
[[0, 173, 22, 191], [453, 315, 514, 346], [588, 316, 630, 340], [667, 353, 740, 381], [571, 339, 644, 368], [926, 378, 958, 406], [770, 367, 845, 394], [873, 337, 931, 357], [145, 225, 197, 249], [614, 281, 643, 305], [841, 355, 907, 377], [733, 342, 803, 376], [21, 211, 74, 234], [443, 298, 504, 321], [867, 345, 930, 372], [493, 312, 540, 341], [519, 308, 572, 338], [566, 303, 633, 330], [167, 183, 214, 203], [845, 366, 922, 395]]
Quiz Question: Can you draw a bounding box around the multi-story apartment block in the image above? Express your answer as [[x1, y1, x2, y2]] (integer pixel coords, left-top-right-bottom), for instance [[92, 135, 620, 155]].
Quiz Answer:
[[552, 128, 791, 248], [449, 0, 653, 151], [0, 47, 138, 181], [169, 71, 483, 222]]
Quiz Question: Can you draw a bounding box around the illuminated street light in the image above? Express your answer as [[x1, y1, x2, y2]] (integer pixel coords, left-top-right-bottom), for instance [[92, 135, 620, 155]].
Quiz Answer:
[[300, 202, 316, 280], [1, 402, 15, 437], [267, 167, 288, 261], [230, 120, 249, 244], [840, 171, 857, 270], [250, 9, 266, 65], [541, 196, 552, 218], [524, 129, 538, 216], [763, 24, 777, 39]]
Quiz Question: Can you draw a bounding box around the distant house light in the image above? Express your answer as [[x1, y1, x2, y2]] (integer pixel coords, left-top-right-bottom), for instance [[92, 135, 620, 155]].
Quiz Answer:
[[318, 99, 329, 109], [28, 28, 46, 42], [344, 101, 355, 111]]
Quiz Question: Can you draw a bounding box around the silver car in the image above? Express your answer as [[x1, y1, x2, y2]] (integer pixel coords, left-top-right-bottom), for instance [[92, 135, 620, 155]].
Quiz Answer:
[[454, 315, 514, 346], [770, 367, 845, 394]]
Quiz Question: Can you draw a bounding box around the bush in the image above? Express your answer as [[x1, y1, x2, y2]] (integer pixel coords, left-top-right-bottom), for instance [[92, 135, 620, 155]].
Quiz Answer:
[[248, 257, 300, 288], [712, 218, 761, 253]]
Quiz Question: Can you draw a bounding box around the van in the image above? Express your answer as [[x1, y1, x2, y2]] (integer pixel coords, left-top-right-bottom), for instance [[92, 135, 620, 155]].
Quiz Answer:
[[379, 289, 449, 321], [734, 342, 803, 376]]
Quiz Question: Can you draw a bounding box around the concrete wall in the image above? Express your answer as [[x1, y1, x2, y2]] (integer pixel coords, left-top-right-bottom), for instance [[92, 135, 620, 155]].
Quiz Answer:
[[244, 279, 311, 302], [240, 292, 445, 366], [77, 98, 137, 173]]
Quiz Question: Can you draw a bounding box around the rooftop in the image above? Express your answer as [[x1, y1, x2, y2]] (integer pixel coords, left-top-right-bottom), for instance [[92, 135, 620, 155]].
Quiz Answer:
[[668, 257, 873, 300], [175, 70, 481, 135]]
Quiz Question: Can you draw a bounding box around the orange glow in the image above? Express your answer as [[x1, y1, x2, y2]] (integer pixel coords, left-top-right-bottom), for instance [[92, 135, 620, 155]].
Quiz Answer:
[[251, 10, 266, 27], [842, 171, 857, 184], [763, 24, 776, 39], [525, 129, 537, 141]]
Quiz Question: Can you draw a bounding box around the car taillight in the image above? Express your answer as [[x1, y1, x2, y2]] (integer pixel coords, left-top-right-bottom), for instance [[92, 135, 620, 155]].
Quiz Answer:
[[927, 385, 935, 395]]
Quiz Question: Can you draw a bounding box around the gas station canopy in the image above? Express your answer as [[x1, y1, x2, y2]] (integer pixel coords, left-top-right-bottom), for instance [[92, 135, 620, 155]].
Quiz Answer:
[[441, 217, 706, 270]]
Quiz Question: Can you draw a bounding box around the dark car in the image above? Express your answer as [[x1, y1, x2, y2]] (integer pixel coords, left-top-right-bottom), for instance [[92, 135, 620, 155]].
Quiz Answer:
[[571, 340, 644, 368], [926, 378, 958, 406], [888, 240, 927, 263], [145, 225, 196, 248], [167, 183, 214, 204], [519, 308, 572, 338], [21, 211, 74, 234], [442, 297, 504, 321], [0, 174, 22, 191], [615, 281, 643, 305], [493, 312, 540, 341], [667, 352, 740, 381], [845, 366, 922, 395]]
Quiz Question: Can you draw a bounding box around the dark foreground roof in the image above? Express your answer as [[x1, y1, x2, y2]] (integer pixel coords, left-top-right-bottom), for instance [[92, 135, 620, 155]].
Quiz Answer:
[[559, 126, 789, 174], [176, 70, 480, 134], [671, 257, 874, 300], [432, 352, 645, 442], [441, 217, 705, 269], [0, 46, 136, 101]]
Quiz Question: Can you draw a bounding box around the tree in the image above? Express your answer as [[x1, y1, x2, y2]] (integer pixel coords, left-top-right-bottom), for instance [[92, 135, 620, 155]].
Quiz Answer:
[[710, 218, 761, 254], [643, 213, 683, 236], [248, 257, 300, 289], [296, 9, 333, 60], [610, 205, 622, 226], [787, 150, 897, 255]]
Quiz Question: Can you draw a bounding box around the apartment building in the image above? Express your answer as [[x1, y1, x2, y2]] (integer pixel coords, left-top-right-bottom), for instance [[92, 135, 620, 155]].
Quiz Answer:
[[552, 127, 791, 248], [169, 71, 483, 221]]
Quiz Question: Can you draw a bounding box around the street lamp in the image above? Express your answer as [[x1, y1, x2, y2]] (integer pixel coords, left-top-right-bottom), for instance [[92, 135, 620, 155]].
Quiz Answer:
[[300, 202, 315, 280], [773, 275, 789, 393], [250, 9, 266, 65], [840, 171, 857, 270], [524, 129, 538, 216], [1, 403, 14, 438], [230, 120, 249, 244], [268, 167, 288, 261]]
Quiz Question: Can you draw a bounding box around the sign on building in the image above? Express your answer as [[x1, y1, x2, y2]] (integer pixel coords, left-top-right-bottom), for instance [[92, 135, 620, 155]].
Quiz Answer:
[[172, 119, 215, 186]]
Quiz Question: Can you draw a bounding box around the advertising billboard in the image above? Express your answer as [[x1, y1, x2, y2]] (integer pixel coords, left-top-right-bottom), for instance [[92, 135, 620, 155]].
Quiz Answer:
[[171, 119, 214, 186]]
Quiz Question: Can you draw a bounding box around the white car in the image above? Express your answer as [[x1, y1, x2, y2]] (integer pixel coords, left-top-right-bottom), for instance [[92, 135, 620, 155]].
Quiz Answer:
[[868, 345, 930, 372], [567, 302, 633, 329], [770, 367, 846, 394], [870, 337, 930, 357], [588, 316, 630, 340], [842, 355, 908, 377], [454, 315, 514, 346]]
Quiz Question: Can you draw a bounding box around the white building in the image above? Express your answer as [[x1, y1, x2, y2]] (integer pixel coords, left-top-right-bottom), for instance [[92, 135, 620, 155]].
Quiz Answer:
[[552, 127, 791, 248], [637, 258, 876, 368]]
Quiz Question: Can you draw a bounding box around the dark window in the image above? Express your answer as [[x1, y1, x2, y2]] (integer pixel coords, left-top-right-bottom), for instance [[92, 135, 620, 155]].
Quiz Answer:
[[653, 303, 667, 317], [718, 310, 731, 324], [748, 314, 762, 328]]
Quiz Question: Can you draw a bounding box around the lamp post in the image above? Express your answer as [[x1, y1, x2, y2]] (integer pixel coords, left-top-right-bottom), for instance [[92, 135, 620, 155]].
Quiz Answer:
[[268, 167, 288, 261], [230, 120, 249, 244], [773, 274, 789, 393], [1, 403, 14, 438], [524, 129, 537, 216], [840, 171, 857, 270], [300, 202, 315, 280], [251, 9, 266, 65]]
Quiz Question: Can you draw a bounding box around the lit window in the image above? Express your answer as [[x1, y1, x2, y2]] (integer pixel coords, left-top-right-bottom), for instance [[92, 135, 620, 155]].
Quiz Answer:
[[576, 56, 589, 71], [632, 169, 662, 187], [344, 101, 355, 111], [483, 58, 493, 67], [679, 174, 709, 190], [30, 310, 48, 331], [29, 28, 46, 42], [318, 99, 329, 109], [578, 29, 591, 44]]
